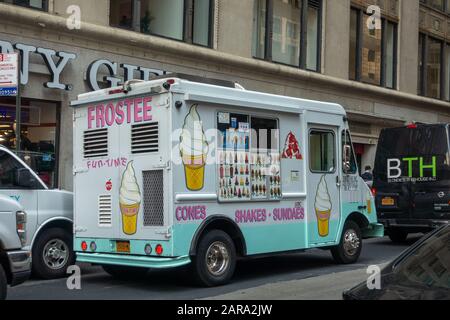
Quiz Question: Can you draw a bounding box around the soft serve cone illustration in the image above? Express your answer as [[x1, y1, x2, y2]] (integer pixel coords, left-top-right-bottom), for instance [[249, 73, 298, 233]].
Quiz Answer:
[[315, 175, 332, 237], [120, 161, 141, 235], [180, 104, 209, 191]]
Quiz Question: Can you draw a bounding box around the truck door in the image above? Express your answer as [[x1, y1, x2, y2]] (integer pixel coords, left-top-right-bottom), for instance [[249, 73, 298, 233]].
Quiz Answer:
[[341, 130, 366, 212], [307, 124, 341, 245], [115, 94, 171, 241], [0, 149, 41, 247], [374, 128, 412, 220]]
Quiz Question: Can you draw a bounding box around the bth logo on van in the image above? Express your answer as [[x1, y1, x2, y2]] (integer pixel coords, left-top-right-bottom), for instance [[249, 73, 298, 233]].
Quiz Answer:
[[387, 156, 437, 183]]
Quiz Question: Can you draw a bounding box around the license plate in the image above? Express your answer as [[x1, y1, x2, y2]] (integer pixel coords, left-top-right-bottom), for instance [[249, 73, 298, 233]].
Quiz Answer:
[[116, 241, 130, 253], [381, 197, 395, 206]]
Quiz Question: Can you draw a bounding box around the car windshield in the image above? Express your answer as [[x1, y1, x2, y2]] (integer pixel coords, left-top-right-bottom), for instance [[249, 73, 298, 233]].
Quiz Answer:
[[394, 227, 450, 290]]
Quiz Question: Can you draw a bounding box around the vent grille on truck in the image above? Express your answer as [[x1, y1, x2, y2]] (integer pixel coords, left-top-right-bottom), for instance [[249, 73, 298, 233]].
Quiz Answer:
[[131, 122, 159, 154], [142, 170, 164, 226], [98, 195, 112, 226], [84, 128, 108, 158]]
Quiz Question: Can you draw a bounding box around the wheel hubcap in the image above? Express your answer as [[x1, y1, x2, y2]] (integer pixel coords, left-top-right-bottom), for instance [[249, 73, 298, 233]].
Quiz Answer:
[[43, 239, 69, 270], [205, 241, 230, 276], [343, 229, 360, 256]]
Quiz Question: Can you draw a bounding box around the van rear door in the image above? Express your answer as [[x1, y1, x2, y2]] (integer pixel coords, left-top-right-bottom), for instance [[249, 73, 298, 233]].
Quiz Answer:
[[409, 125, 450, 220], [374, 128, 412, 219]]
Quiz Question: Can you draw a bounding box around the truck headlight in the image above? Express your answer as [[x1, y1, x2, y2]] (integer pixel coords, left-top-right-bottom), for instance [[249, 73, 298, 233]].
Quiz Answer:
[[16, 211, 27, 247]]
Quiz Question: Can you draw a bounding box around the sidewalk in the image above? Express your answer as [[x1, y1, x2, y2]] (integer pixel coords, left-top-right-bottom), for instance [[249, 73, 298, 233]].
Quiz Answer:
[[205, 265, 387, 300]]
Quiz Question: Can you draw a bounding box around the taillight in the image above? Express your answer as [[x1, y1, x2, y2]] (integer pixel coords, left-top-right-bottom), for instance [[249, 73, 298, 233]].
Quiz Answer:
[[108, 88, 124, 95], [407, 123, 417, 129], [371, 187, 377, 196], [16, 211, 26, 247], [81, 241, 88, 251], [155, 244, 163, 255], [144, 244, 152, 255], [90, 241, 97, 252]]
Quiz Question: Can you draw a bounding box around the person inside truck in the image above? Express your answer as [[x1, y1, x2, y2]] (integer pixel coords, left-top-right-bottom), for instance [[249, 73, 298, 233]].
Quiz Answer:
[[362, 165, 373, 182]]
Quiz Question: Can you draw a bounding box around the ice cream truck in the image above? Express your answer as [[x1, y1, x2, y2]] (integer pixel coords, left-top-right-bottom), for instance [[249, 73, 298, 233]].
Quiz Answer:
[[71, 75, 383, 286]]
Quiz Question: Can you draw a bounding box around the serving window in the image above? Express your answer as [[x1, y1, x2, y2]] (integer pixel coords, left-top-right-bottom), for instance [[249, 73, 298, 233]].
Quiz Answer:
[[217, 112, 281, 202]]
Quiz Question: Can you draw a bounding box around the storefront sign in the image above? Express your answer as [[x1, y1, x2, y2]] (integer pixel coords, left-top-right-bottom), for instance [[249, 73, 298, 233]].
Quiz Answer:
[[0, 53, 18, 96], [0, 40, 167, 93]]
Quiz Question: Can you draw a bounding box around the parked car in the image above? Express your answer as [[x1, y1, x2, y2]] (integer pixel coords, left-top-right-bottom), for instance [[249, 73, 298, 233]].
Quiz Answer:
[[373, 123, 450, 243], [0, 194, 32, 300], [343, 224, 450, 300], [0, 146, 73, 279]]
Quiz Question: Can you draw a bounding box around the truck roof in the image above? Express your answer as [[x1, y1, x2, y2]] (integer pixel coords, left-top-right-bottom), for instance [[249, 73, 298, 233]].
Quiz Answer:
[[71, 76, 346, 117]]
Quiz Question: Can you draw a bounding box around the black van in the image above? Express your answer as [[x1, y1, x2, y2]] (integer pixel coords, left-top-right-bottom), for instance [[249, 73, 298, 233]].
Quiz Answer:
[[373, 123, 450, 243]]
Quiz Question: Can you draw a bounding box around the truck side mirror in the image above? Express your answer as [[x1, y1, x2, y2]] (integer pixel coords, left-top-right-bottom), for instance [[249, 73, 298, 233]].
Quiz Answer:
[[343, 145, 352, 173], [15, 168, 36, 188]]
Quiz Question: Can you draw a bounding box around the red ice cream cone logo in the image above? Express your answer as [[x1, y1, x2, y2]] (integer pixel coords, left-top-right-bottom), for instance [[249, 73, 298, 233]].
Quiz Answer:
[[106, 179, 112, 191], [282, 132, 303, 160]]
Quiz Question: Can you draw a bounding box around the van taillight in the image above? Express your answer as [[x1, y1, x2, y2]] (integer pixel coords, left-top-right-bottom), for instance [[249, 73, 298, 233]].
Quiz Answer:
[[371, 188, 377, 196], [407, 123, 417, 129]]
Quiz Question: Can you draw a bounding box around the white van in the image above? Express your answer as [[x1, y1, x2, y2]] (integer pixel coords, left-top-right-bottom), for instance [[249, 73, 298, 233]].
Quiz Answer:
[[72, 75, 383, 286], [0, 146, 73, 279]]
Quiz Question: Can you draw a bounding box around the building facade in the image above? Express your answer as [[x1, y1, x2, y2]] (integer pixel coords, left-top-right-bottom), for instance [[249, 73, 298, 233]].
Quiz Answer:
[[0, 0, 449, 191]]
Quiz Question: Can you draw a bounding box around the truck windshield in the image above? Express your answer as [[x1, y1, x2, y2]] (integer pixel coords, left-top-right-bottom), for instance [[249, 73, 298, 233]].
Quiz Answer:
[[14, 151, 55, 188], [394, 226, 450, 291]]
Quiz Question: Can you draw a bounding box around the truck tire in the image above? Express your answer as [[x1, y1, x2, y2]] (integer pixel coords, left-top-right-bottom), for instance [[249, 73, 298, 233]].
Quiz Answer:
[[102, 265, 149, 280], [331, 220, 362, 264], [192, 230, 236, 287], [388, 229, 408, 243], [32, 227, 75, 279], [0, 264, 7, 300]]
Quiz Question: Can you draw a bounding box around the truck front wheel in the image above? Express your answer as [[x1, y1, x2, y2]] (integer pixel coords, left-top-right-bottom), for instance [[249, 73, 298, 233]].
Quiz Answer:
[[192, 230, 236, 287], [331, 220, 362, 264], [0, 264, 7, 300], [33, 228, 75, 279]]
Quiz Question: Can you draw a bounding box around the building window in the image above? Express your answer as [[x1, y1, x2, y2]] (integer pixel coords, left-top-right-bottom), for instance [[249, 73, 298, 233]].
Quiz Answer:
[[420, 0, 448, 12], [110, 0, 214, 47], [0, 0, 47, 10], [418, 34, 446, 100], [349, 8, 398, 89], [445, 43, 450, 101], [0, 98, 60, 188], [252, 0, 322, 72]]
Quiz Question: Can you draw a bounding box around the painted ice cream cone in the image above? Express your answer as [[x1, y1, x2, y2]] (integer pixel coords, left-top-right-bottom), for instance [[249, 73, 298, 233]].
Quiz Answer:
[[182, 153, 206, 191], [316, 209, 331, 237], [120, 161, 141, 235], [180, 105, 208, 191], [315, 175, 332, 237]]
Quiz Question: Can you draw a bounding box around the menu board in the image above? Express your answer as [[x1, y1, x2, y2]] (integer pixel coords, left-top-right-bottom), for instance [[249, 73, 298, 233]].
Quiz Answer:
[[218, 128, 251, 201], [251, 151, 281, 200], [217, 112, 282, 202]]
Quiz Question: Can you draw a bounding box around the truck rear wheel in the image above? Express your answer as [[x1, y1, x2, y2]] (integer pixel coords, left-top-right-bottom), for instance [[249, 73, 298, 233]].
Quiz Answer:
[[32, 227, 75, 279], [102, 265, 149, 280], [388, 229, 408, 243], [192, 230, 236, 287], [0, 264, 7, 300], [331, 220, 362, 264]]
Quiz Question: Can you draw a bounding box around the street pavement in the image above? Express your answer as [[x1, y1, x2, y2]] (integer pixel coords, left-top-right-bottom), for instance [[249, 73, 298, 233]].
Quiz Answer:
[[7, 235, 422, 300]]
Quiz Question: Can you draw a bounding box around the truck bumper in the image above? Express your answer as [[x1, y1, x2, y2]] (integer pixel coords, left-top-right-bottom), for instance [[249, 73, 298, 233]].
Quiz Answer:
[[6, 250, 31, 287], [380, 219, 449, 231], [76, 252, 191, 269], [362, 223, 384, 238]]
